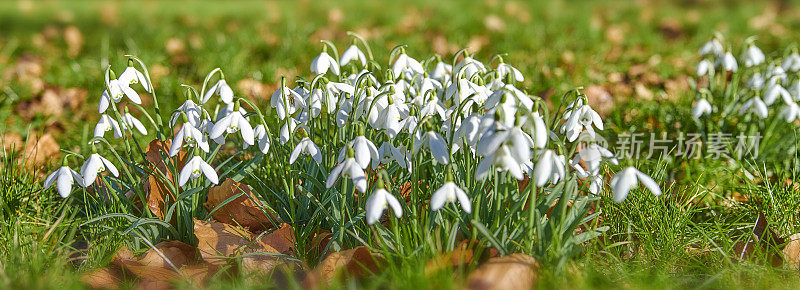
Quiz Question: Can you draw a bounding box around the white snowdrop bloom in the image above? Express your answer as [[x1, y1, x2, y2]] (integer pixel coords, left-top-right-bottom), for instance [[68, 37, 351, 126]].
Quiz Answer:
[[696, 59, 714, 76], [118, 66, 151, 93], [80, 153, 119, 187], [746, 73, 764, 90], [202, 79, 234, 104], [93, 114, 122, 140], [311, 51, 340, 75], [740, 97, 769, 118], [419, 97, 446, 120], [378, 142, 410, 171], [496, 62, 524, 82], [561, 102, 603, 142], [337, 136, 380, 169], [289, 137, 322, 164], [311, 81, 355, 115], [170, 100, 205, 127], [211, 110, 254, 145], [270, 86, 306, 120], [413, 130, 450, 165], [789, 80, 800, 101], [782, 53, 800, 72], [365, 187, 403, 225], [179, 156, 219, 187], [431, 182, 471, 213], [99, 79, 141, 113], [335, 97, 354, 127], [340, 45, 367, 67], [326, 157, 368, 193], [474, 144, 526, 181], [453, 56, 487, 79], [571, 144, 617, 176], [692, 99, 712, 118], [45, 166, 84, 198], [368, 97, 408, 138], [452, 113, 483, 152], [169, 123, 209, 157], [120, 113, 148, 135], [445, 78, 488, 107], [699, 38, 723, 57], [430, 61, 452, 84], [245, 124, 271, 154], [476, 126, 532, 163], [527, 112, 548, 149], [764, 83, 793, 106], [742, 44, 765, 67], [533, 150, 566, 187], [215, 102, 249, 121], [199, 119, 225, 145], [779, 102, 800, 123], [716, 52, 738, 72], [391, 53, 424, 78], [610, 167, 662, 203]]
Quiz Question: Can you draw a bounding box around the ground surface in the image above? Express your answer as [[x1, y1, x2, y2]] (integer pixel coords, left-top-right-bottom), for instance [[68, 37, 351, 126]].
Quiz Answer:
[[2, 0, 800, 289]]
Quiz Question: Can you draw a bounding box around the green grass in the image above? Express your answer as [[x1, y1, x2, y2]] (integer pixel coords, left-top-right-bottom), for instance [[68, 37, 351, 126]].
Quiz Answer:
[[3, 0, 800, 289]]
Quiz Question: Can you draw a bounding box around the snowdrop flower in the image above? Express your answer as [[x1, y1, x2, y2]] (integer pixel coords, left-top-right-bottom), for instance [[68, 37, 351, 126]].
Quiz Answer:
[[99, 79, 141, 113], [365, 181, 403, 225], [533, 150, 566, 187], [746, 73, 765, 90], [245, 124, 271, 154], [270, 84, 306, 120], [202, 78, 234, 104], [120, 112, 148, 135], [692, 99, 712, 118], [179, 156, 219, 187], [392, 53, 424, 78], [211, 107, 254, 145], [699, 37, 723, 57], [80, 153, 119, 187], [45, 166, 84, 198], [340, 45, 367, 67], [337, 136, 379, 169], [170, 99, 205, 127], [119, 66, 151, 93], [474, 144, 526, 181], [430, 61, 452, 84], [311, 51, 340, 75], [610, 167, 662, 203], [452, 113, 483, 152], [94, 114, 122, 140], [740, 97, 769, 118], [696, 59, 714, 76], [413, 130, 449, 165], [496, 62, 524, 82], [290, 137, 322, 164], [716, 52, 738, 72], [742, 43, 765, 67], [764, 83, 793, 106], [169, 122, 209, 157], [326, 150, 368, 193], [779, 102, 800, 123], [378, 142, 410, 171], [561, 100, 604, 142], [453, 56, 487, 79], [431, 175, 471, 213], [782, 53, 800, 72]]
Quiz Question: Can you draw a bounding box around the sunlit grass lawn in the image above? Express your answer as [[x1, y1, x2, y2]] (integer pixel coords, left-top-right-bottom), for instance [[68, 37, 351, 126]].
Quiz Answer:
[[3, 0, 800, 289]]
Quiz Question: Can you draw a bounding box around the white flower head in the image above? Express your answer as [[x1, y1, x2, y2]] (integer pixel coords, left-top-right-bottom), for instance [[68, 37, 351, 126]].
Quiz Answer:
[[119, 66, 151, 93], [692, 99, 712, 118], [431, 181, 471, 213], [742, 44, 765, 67], [202, 78, 235, 104], [45, 166, 84, 198], [94, 114, 122, 140], [120, 112, 148, 135], [179, 156, 219, 187], [311, 51, 340, 75], [740, 97, 769, 118], [340, 45, 367, 67], [247, 124, 271, 154], [392, 53, 424, 78], [533, 150, 566, 187], [326, 156, 368, 193], [716, 52, 738, 72], [610, 167, 662, 203], [365, 187, 403, 225], [80, 153, 119, 187], [290, 137, 322, 164], [696, 59, 714, 76], [779, 102, 800, 123], [99, 79, 141, 113], [210, 108, 254, 145], [170, 122, 209, 157], [270, 85, 306, 120]]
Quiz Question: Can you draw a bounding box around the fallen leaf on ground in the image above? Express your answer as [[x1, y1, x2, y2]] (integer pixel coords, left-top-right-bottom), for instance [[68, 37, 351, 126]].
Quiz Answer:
[[304, 246, 385, 287], [255, 223, 295, 255], [1, 132, 23, 152], [23, 133, 60, 168], [205, 178, 275, 232], [139, 240, 203, 269], [782, 233, 800, 270], [731, 213, 784, 266], [425, 239, 499, 275], [144, 139, 186, 218], [193, 218, 255, 265], [80, 267, 125, 289], [466, 253, 538, 290]]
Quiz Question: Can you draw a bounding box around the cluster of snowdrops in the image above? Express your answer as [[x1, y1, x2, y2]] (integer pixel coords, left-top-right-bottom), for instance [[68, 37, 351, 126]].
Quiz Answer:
[[44, 36, 662, 237]]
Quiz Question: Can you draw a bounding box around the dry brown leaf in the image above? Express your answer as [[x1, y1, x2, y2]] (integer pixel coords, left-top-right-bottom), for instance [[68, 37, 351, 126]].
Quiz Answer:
[[425, 239, 499, 275], [205, 178, 275, 232], [466, 254, 539, 290], [585, 85, 614, 117], [139, 241, 202, 269], [23, 133, 60, 168], [1, 132, 23, 152], [732, 213, 784, 266], [110, 247, 182, 284], [144, 139, 186, 218], [782, 233, 800, 270], [304, 246, 384, 286], [484, 15, 506, 32], [255, 223, 295, 255], [64, 26, 84, 57], [80, 267, 125, 289], [237, 79, 271, 101], [193, 218, 255, 265], [308, 229, 334, 260]]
